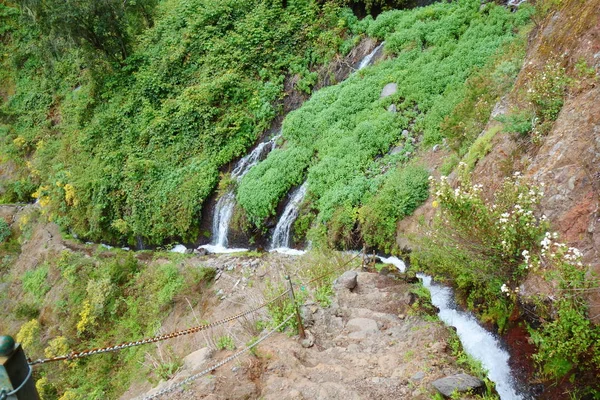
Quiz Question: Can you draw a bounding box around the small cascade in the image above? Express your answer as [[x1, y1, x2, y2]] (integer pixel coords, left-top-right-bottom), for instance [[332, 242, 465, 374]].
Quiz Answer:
[[376, 255, 406, 272], [357, 42, 385, 71], [418, 274, 527, 400], [270, 182, 308, 253], [203, 135, 280, 252]]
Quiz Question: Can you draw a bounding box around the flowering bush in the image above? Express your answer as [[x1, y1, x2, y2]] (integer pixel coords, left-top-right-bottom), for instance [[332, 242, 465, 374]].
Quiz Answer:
[[415, 164, 600, 386], [427, 163, 547, 281]]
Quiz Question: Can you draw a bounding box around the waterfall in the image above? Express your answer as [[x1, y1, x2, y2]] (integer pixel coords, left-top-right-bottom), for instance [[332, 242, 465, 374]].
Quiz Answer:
[[270, 182, 308, 252], [357, 42, 385, 71], [202, 135, 280, 253], [418, 274, 527, 400]]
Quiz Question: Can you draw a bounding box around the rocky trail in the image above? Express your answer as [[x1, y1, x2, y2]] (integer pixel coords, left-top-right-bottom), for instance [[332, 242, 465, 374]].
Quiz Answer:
[[134, 256, 480, 400]]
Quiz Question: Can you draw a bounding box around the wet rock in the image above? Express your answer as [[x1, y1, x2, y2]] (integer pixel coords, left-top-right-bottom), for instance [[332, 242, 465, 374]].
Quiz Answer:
[[432, 374, 484, 398], [380, 83, 398, 98], [195, 248, 208, 256], [335, 270, 358, 290]]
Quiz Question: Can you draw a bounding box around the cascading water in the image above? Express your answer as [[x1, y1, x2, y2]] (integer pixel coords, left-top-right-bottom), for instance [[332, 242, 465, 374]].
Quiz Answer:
[[418, 274, 527, 400], [201, 135, 280, 253], [357, 42, 385, 71], [270, 182, 308, 254]]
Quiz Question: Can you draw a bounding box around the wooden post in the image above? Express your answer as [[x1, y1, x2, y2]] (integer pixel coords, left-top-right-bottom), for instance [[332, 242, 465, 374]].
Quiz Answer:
[[285, 276, 306, 339], [0, 336, 39, 400]]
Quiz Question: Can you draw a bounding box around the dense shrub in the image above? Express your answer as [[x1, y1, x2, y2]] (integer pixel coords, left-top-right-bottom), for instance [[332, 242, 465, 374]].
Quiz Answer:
[[0, 0, 357, 245], [0, 219, 10, 243], [238, 0, 531, 239]]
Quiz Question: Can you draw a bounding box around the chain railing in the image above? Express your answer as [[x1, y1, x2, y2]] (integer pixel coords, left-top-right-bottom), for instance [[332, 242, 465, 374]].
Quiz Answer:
[[142, 313, 295, 400], [28, 288, 290, 366]]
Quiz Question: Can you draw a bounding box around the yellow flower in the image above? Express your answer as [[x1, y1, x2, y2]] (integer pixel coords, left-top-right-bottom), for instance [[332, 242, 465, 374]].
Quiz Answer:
[[432, 200, 439, 208]]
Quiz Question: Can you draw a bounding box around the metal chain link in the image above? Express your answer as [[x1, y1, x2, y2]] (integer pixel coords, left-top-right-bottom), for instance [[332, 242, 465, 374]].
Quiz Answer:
[[142, 313, 295, 400], [28, 289, 290, 366]]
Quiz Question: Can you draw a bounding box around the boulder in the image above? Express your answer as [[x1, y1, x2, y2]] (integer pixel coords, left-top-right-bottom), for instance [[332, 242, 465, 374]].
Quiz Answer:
[[194, 248, 208, 256], [380, 83, 398, 98], [432, 374, 484, 398], [183, 347, 213, 372], [335, 270, 358, 290]]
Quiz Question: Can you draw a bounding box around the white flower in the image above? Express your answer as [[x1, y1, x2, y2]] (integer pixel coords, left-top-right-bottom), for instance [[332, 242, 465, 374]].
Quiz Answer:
[[501, 283, 509, 293]]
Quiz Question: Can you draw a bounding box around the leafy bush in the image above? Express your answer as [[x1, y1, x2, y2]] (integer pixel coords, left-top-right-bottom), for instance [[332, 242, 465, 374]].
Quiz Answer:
[[0, 219, 10, 243], [413, 166, 547, 321], [359, 165, 429, 253], [0, 0, 356, 245], [216, 335, 236, 351], [22, 265, 50, 302], [497, 111, 535, 136]]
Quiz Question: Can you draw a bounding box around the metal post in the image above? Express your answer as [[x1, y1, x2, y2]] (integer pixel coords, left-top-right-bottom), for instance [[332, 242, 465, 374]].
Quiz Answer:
[[0, 336, 39, 400], [285, 276, 306, 339]]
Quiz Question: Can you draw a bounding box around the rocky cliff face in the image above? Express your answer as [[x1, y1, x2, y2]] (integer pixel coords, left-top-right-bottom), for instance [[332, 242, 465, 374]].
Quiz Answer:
[[474, 0, 600, 315], [398, 0, 600, 315]]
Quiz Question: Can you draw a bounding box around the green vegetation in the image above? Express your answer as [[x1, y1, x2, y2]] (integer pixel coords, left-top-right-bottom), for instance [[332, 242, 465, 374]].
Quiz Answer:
[[0, 0, 360, 245], [3, 250, 216, 399], [499, 60, 570, 142], [415, 165, 600, 393], [413, 166, 547, 328], [359, 165, 429, 252], [237, 0, 532, 250], [461, 125, 501, 171], [0, 219, 10, 243], [216, 335, 236, 351]]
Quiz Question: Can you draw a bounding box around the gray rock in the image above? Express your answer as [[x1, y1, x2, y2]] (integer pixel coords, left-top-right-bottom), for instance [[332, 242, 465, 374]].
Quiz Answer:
[[390, 146, 404, 155], [380, 83, 398, 98], [432, 374, 484, 397], [411, 371, 425, 382], [300, 305, 315, 327], [184, 248, 194, 254], [194, 248, 208, 256], [387, 104, 397, 113], [183, 347, 213, 371], [336, 270, 358, 290], [432, 144, 440, 152], [301, 330, 315, 348], [401, 129, 410, 137]]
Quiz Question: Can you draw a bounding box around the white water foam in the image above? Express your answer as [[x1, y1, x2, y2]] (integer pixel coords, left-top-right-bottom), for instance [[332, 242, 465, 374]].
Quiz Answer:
[[170, 244, 187, 253], [418, 274, 524, 400], [376, 255, 406, 272], [198, 244, 248, 254], [271, 182, 308, 249], [270, 247, 307, 256], [357, 42, 385, 71]]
